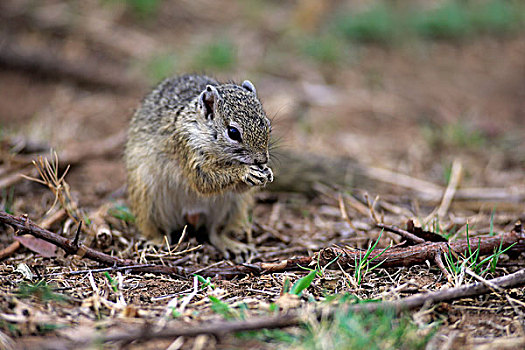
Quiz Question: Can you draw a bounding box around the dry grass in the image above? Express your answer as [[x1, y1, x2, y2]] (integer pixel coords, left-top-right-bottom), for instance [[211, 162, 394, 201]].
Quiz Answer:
[[0, 1, 524, 349]]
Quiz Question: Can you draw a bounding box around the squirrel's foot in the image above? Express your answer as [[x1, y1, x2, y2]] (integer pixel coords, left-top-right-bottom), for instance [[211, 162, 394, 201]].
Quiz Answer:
[[209, 231, 256, 263], [243, 164, 273, 187]]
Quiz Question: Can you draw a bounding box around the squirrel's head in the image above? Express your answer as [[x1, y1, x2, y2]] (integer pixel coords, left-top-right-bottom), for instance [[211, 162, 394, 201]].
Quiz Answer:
[[198, 81, 270, 165]]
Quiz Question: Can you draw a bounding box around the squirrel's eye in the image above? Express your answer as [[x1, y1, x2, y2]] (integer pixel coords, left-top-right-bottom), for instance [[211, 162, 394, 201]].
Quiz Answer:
[[227, 126, 242, 142]]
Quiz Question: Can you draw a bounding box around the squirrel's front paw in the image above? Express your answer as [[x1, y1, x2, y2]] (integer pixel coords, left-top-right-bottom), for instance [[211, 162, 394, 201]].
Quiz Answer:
[[243, 164, 274, 187]]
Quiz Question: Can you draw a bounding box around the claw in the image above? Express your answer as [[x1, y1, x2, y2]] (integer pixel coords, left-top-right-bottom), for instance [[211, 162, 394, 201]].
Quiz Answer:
[[243, 164, 273, 187], [209, 232, 256, 263], [266, 167, 274, 183]]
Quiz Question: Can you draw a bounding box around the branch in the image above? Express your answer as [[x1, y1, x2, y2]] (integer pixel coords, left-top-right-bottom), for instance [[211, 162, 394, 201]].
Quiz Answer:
[[189, 257, 315, 279], [0, 241, 21, 260], [0, 208, 65, 259], [102, 314, 299, 343], [1, 211, 522, 279], [269, 151, 525, 203], [318, 229, 524, 269], [347, 268, 525, 312], [0, 210, 311, 278], [59, 131, 127, 165], [9, 131, 127, 166], [81, 269, 525, 345], [1, 131, 127, 190], [1, 211, 136, 267], [376, 222, 425, 245], [0, 41, 142, 91]]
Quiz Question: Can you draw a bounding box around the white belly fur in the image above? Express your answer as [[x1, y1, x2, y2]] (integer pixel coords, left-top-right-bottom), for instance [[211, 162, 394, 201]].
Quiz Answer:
[[143, 160, 238, 234]]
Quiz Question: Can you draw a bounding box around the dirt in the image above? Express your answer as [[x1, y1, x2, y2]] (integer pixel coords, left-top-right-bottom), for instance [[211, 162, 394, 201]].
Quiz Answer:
[[0, 1, 524, 349]]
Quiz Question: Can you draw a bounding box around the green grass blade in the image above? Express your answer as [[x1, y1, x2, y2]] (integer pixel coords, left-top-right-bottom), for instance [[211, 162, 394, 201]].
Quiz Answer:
[[290, 270, 318, 296]]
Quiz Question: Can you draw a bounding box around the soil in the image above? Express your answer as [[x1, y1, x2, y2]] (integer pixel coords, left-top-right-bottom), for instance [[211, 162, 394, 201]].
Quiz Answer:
[[0, 1, 524, 349]]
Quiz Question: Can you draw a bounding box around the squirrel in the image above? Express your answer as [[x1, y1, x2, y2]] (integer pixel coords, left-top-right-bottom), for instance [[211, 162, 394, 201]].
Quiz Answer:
[[124, 74, 274, 260]]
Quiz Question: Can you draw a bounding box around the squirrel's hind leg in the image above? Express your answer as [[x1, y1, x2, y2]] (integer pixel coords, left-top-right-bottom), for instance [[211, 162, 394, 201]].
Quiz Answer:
[[209, 193, 256, 262], [208, 229, 255, 263]]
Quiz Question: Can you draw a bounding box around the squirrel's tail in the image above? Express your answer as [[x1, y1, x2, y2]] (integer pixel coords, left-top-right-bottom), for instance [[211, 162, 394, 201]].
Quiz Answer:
[[268, 150, 371, 195]]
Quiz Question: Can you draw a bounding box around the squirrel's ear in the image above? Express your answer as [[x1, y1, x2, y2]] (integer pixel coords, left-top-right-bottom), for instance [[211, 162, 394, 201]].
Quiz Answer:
[[198, 85, 220, 120], [242, 80, 257, 95]]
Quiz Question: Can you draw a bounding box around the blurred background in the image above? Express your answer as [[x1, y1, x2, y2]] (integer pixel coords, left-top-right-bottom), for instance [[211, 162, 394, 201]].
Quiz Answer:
[[1, 0, 524, 207], [2, 3, 525, 347]]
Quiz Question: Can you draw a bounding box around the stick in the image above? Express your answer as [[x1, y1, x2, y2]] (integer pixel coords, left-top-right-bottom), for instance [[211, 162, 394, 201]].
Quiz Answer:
[[0, 41, 140, 91], [101, 314, 300, 343], [318, 230, 523, 269], [1, 211, 523, 278], [0, 208, 65, 260], [364, 268, 525, 312], [271, 151, 525, 203], [13, 270, 525, 348], [45, 264, 157, 277], [85, 269, 525, 344], [59, 131, 128, 165], [0, 4, 157, 60], [11, 131, 128, 166], [0, 210, 314, 276], [0, 241, 21, 260], [358, 165, 443, 200], [1, 211, 136, 267], [0, 168, 36, 190], [436, 159, 462, 219], [376, 223, 425, 245], [2, 131, 127, 189]]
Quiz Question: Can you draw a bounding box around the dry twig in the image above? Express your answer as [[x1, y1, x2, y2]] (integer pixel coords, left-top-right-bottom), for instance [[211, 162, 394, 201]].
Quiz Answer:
[[0, 41, 141, 90], [0, 208, 65, 260], [1, 211, 523, 279], [60, 269, 525, 345], [376, 223, 425, 245], [318, 228, 523, 270]]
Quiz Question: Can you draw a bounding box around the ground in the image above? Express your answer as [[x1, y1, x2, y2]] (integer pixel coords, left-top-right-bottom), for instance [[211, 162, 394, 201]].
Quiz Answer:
[[0, 1, 524, 349]]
